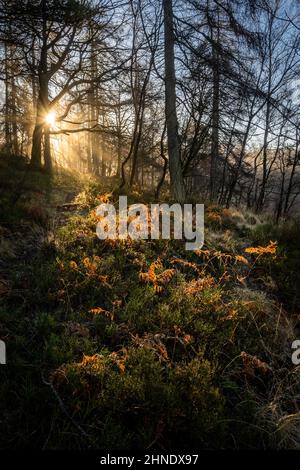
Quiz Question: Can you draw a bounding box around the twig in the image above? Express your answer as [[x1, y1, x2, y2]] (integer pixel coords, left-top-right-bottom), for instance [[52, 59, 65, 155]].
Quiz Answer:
[[41, 373, 89, 439]]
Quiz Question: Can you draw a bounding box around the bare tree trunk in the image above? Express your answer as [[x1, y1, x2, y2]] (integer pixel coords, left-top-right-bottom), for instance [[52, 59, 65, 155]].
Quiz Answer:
[[163, 0, 185, 203], [219, 100, 241, 205], [87, 104, 93, 173], [155, 122, 168, 200], [116, 128, 122, 178], [100, 113, 106, 176], [129, 92, 147, 186], [4, 22, 18, 155], [256, 15, 273, 212], [129, 65, 152, 186], [90, 32, 100, 176], [284, 138, 299, 215], [210, 26, 220, 201], [44, 127, 52, 173], [30, 113, 44, 169], [4, 41, 11, 152], [10, 46, 18, 155], [256, 98, 270, 211], [115, 91, 122, 179], [30, 71, 48, 170], [30, 1, 51, 171]]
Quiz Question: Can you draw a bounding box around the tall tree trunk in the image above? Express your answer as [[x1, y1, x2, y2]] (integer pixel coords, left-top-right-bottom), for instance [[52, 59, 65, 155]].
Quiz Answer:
[[87, 101, 93, 173], [9, 42, 18, 155], [210, 6, 220, 201], [129, 64, 152, 187], [4, 41, 11, 152], [30, 118, 43, 169], [30, 0, 52, 172], [89, 32, 100, 176], [100, 113, 106, 176], [129, 95, 146, 187], [30, 72, 48, 170], [256, 19, 273, 212], [115, 91, 122, 179], [117, 129, 122, 179], [256, 98, 270, 211], [284, 138, 298, 215], [276, 166, 285, 223], [44, 127, 52, 173], [163, 0, 185, 203]]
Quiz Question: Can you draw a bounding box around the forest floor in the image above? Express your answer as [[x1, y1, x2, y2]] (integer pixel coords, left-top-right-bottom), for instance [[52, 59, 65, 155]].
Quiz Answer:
[[1, 154, 300, 450]]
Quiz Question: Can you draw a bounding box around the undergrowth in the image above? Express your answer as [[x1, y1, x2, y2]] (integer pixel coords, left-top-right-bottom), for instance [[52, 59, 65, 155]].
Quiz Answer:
[[1, 163, 300, 450]]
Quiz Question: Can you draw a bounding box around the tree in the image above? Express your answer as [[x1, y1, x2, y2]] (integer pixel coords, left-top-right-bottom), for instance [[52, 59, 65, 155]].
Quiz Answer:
[[163, 0, 186, 202], [0, 0, 114, 172]]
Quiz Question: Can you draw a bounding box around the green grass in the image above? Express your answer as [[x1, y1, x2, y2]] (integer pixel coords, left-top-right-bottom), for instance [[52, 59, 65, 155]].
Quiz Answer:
[[248, 218, 300, 312], [1, 156, 300, 449]]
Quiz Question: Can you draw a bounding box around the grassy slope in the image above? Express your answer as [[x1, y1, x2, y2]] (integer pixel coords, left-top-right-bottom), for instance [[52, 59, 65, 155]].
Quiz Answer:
[[1, 157, 300, 450]]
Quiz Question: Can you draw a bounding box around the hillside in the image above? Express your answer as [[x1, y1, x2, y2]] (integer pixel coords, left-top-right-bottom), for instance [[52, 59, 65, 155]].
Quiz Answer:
[[1, 157, 300, 450]]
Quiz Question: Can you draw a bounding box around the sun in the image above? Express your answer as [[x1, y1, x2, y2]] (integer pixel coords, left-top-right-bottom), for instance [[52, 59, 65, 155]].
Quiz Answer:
[[45, 111, 56, 126]]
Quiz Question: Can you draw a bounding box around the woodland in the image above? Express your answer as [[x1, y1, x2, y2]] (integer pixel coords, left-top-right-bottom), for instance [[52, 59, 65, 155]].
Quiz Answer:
[[1, 0, 300, 451]]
